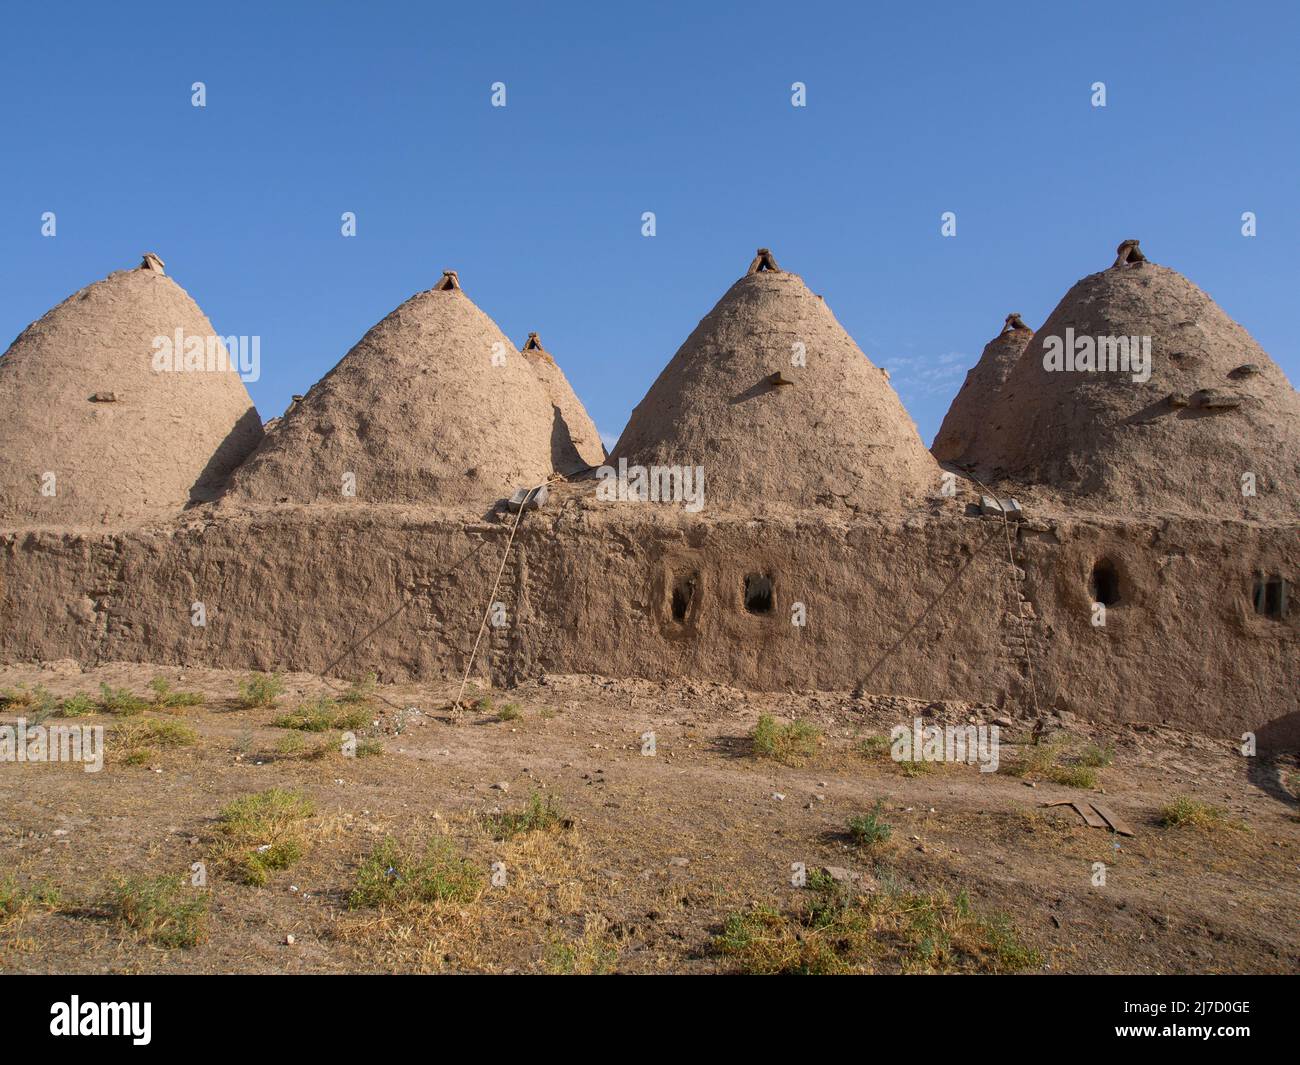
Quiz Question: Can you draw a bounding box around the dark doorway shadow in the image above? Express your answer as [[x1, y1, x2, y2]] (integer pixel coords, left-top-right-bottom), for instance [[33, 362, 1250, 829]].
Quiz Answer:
[[1248, 710, 1300, 810]]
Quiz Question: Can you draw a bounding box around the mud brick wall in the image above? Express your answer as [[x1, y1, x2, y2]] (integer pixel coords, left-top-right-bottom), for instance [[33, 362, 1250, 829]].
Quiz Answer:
[[2, 506, 1296, 745]]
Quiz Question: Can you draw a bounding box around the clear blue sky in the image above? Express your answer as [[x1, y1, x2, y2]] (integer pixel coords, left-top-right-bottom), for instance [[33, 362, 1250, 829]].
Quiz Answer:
[[3, 1, 1297, 448]]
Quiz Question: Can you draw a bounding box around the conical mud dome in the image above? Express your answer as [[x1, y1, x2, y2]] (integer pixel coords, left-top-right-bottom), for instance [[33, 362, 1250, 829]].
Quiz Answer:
[[974, 241, 1300, 520], [611, 249, 939, 514], [520, 333, 606, 473], [228, 272, 554, 509], [0, 255, 262, 526], [932, 313, 1035, 465]]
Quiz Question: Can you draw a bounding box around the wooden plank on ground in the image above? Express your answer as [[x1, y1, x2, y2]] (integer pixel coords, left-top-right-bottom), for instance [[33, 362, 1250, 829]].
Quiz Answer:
[[1090, 802, 1136, 837], [1040, 799, 1108, 829]]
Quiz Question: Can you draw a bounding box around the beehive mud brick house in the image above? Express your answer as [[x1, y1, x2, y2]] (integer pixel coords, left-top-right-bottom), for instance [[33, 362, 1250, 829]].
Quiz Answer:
[[1, 244, 1296, 750]]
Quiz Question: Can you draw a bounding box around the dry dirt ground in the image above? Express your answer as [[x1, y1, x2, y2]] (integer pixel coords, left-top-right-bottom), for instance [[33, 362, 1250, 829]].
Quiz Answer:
[[1, 661, 1297, 974]]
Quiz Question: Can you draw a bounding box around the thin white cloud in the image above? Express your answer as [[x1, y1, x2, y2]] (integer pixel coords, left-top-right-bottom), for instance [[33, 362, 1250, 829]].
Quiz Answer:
[[880, 351, 971, 398]]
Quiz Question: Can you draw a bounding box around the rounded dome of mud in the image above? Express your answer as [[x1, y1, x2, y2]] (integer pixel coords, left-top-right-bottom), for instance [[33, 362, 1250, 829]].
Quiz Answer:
[[611, 250, 939, 516], [228, 273, 555, 510], [0, 258, 262, 526], [967, 246, 1300, 520]]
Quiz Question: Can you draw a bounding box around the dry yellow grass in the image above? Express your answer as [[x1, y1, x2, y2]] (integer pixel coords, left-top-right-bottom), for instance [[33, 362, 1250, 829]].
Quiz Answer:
[[333, 808, 610, 973]]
